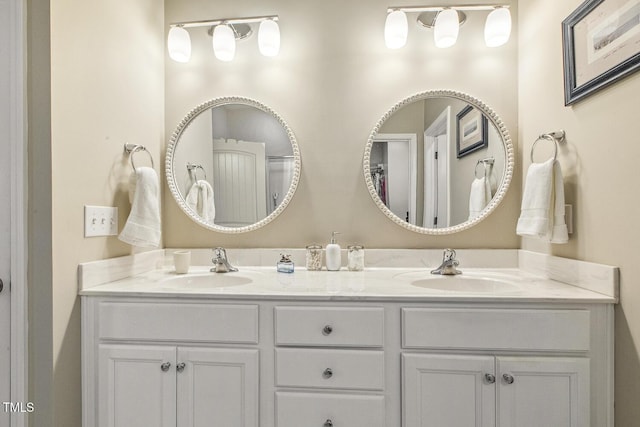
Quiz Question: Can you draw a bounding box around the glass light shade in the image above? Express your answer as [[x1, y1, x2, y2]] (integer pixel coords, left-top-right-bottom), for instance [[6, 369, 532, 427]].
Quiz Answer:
[[167, 27, 191, 63], [484, 7, 511, 47], [258, 19, 280, 57], [212, 24, 236, 62], [384, 10, 408, 49], [434, 9, 459, 48]]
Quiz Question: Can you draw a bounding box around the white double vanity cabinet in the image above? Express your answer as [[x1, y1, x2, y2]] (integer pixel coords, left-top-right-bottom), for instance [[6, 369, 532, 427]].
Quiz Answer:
[[80, 252, 617, 427]]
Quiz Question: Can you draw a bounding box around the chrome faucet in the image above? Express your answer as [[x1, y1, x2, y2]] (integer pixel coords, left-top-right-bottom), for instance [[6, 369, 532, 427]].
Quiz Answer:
[[211, 247, 238, 273], [431, 248, 462, 275]]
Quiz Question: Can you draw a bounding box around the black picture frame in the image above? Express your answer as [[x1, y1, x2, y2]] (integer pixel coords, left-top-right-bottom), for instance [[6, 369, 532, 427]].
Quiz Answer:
[[456, 105, 488, 158], [562, 0, 640, 105]]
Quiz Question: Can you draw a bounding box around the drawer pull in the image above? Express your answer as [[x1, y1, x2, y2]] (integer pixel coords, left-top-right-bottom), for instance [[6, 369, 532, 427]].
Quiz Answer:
[[484, 373, 496, 384], [324, 419, 333, 427], [503, 373, 515, 384], [322, 325, 333, 336], [322, 368, 333, 379], [176, 362, 186, 373], [160, 362, 171, 372]]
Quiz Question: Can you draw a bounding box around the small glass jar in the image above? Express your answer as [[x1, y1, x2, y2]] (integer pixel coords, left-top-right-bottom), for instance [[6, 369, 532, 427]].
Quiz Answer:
[[347, 245, 365, 271], [305, 245, 323, 271]]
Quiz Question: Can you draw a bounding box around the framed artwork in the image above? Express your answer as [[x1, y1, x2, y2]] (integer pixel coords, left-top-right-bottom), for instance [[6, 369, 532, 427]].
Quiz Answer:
[[562, 0, 640, 105], [456, 105, 488, 158]]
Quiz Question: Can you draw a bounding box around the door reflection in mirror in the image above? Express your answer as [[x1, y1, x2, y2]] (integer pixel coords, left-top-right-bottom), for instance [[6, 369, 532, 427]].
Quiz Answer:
[[369, 96, 506, 229], [370, 134, 417, 224]]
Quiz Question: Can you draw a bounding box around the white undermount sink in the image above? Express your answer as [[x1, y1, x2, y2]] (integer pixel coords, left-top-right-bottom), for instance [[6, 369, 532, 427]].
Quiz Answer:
[[392, 270, 523, 294], [410, 275, 520, 293], [159, 272, 256, 290]]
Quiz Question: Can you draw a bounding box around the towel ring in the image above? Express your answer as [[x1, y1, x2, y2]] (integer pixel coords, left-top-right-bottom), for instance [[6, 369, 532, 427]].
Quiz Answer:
[[187, 163, 207, 181], [530, 130, 566, 163], [124, 144, 155, 172], [474, 157, 495, 179]]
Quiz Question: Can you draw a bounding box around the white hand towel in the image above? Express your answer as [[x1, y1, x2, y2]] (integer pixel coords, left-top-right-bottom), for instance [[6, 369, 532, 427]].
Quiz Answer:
[[118, 167, 161, 248], [468, 176, 492, 220], [185, 180, 216, 222], [516, 158, 568, 243]]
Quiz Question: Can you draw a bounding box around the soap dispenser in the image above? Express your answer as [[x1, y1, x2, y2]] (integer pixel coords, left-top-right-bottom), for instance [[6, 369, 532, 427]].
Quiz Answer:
[[325, 232, 342, 271]]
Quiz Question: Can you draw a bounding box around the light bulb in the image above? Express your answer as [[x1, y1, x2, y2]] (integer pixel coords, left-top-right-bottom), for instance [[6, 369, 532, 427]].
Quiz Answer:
[[485, 7, 511, 47], [384, 10, 408, 49], [434, 9, 459, 49], [167, 26, 191, 63], [212, 24, 236, 62], [258, 19, 280, 57]]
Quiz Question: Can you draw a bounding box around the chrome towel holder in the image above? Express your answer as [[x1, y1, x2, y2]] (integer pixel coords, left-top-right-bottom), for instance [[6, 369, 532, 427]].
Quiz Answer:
[[475, 157, 495, 179], [530, 130, 566, 163], [187, 162, 207, 181], [124, 144, 155, 172]]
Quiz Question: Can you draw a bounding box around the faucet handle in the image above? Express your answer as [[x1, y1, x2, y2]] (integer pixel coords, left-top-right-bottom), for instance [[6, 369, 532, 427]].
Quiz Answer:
[[443, 248, 457, 262], [212, 247, 227, 260]]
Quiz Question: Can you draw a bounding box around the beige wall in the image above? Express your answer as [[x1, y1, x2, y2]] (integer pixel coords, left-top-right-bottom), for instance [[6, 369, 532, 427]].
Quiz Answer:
[[518, 0, 640, 425], [49, 0, 165, 425], [164, 0, 520, 249]]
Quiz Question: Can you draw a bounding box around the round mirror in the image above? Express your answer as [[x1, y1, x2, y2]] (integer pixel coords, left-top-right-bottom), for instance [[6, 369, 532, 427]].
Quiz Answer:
[[363, 90, 514, 234], [166, 97, 301, 233]]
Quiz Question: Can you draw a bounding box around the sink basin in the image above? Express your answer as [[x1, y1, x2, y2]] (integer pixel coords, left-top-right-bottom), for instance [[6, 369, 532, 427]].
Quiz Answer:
[[159, 273, 254, 290], [410, 276, 520, 293]]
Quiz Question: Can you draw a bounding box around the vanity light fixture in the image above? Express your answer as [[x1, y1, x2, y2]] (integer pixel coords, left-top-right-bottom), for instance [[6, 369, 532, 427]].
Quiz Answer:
[[167, 26, 191, 63], [212, 24, 236, 62], [433, 8, 460, 48], [484, 6, 511, 47], [168, 15, 279, 63], [258, 19, 281, 57], [384, 9, 409, 49], [385, 5, 511, 49]]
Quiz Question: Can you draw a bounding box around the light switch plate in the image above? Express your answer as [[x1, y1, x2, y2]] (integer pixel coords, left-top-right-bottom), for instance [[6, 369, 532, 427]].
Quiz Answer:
[[84, 206, 118, 237]]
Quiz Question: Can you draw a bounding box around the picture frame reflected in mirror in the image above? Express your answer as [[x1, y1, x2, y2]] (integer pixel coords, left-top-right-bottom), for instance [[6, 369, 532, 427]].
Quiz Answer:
[[456, 105, 488, 158]]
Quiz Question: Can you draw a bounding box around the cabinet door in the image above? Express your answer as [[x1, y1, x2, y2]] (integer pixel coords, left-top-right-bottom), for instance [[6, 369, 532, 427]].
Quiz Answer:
[[497, 357, 590, 427], [98, 344, 177, 427], [402, 353, 496, 427], [177, 347, 259, 427]]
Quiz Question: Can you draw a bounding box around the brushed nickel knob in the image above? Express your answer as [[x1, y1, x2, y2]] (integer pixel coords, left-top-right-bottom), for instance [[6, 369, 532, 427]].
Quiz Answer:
[[160, 362, 171, 372], [322, 325, 333, 336], [485, 373, 496, 384], [324, 419, 333, 427], [176, 362, 186, 373], [322, 368, 333, 379], [503, 373, 515, 384]]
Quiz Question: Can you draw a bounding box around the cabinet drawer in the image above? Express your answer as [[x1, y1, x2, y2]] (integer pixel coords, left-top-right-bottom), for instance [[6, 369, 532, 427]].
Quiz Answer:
[[276, 392, 385, 427], [275, 306, 384, 347], [402, 308, 590, 351], [276, 348, 384, 391], [98, 302, 259, 343]]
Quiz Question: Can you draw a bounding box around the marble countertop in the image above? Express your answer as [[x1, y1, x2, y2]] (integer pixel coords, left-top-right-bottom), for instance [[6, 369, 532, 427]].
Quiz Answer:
[[79, 266, 616, 303]]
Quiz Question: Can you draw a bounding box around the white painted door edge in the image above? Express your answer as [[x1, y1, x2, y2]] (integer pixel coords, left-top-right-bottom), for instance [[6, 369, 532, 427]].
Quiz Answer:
[[10, 0, 28, 425]]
